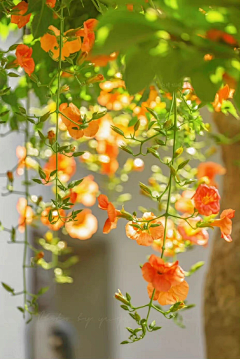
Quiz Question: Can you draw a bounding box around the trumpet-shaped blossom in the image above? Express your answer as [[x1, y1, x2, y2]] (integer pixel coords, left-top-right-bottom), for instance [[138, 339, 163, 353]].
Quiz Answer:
[[142, 255, 189, 305], [15, 45, 35, 76], [74, 175, 99, 207], [98, 194, 121, 233], [11, 1, 31, 29], [59, 103, 99, 140], [46, 0, 56, 7], [41, 208, 66, 231], [65, 209, 98, 240], [17, 198, 34, 233], [211, 209, 235, 242], [76, 19, 98, 53], [193, 184, 220, 216], [175, 190, 195, 214], [43, 153, 76, 183], [197, 162, 226, 187], [41, 26, 81, 60], [126, 213, 164, 246], [212, 84, 235, 112], [178, 216, 209, 246], [152, 219, 185, 256]]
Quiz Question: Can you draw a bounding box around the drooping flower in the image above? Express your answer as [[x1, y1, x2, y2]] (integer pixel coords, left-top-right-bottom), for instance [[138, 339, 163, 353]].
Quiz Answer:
[[212, 84, 235, 112], [206, 29, 238, 47], [76, 19, 98, 53], [43, 153, 76, 183], [178, 216, 209, 246], [87, 52, 118, 67], [16, 145, 38, 175], [74, 175, 99, 207], [197, 162, 226, 187], [46, 0, 56, 8], [59, 103, 99, 140], [126, 212, 164, 246], [15, 44, 35, 76], [142, 255, 189, 305], [17, 198, 34, 233], [40, 26, 81, 60], [211, 209, 235, 242], [65, 209, 98, 240], [193, 184, 220, 216], [98, 194, 121, 233], [41, 207, 66, 231], [175, 190, 195, 214], [11, 1, 31, 29], [152, 219, 185, 256]]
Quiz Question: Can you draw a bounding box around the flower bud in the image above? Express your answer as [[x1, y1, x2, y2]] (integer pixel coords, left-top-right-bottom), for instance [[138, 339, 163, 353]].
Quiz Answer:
[[115, 289, 129, 306], [174, 147, 183, 157], [76, 51, 88, 66], [47, 130, 56, 145], [36, 251, 44, 261], [86, 74, 104, 84], [7, 171, 14, 183], [60, 84, 70, 93]]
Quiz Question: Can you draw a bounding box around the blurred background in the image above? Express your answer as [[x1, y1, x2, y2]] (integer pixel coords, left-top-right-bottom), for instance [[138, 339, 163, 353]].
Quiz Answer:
[[0, 63, 221, 357], [0, 24, 237, 359]]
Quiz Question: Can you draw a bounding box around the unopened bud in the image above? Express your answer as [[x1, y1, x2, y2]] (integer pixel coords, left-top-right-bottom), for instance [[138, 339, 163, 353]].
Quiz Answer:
[[76, 51, 88, 66], [36, 251, 44, 261], [60, 84, 70, 93], [163, 119, 172, 129], [47, 130, 56, 144], [86, 74, 104, 84], [174, 147, 183, 157], [115, 289, 129, 306], [7, 171, 14, 183]]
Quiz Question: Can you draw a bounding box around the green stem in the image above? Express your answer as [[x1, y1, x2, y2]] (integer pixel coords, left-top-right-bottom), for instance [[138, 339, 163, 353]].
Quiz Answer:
[[55, 7, 64, 212], [146, 288, 155, 323], [161, 91, 177, 259], [22, 83, 30, 318]]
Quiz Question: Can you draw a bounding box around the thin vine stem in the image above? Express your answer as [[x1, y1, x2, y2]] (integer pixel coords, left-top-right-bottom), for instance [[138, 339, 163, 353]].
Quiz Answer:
[[144, 92, 178, 327], [55, 5, 64, 215], [161, 91, 177, 258], [22, 80, 30, 318]]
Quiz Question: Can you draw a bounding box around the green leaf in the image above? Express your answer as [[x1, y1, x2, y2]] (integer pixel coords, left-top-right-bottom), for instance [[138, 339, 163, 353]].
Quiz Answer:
[[120, 340, 129, 344], [32, 178, 42, 184], [68, 179, 83, 189], [73, 152, 85, 157], [185, 261, 205, 277], [8, 72, 20, 78], [1, 282, 14, 293], [38, 167, 46, 180], [17, 306, 25, 313], [125, 48, 156, 94], [152, 326, 162, 331], [31, 2, 54, 38], [38, 130, 45, 140], [94, 10, 160, 55], [0, 110, 10, 117], [40, 111, 51, 123], [178, 159, 190, 170], [37, 286, 49, 296]]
